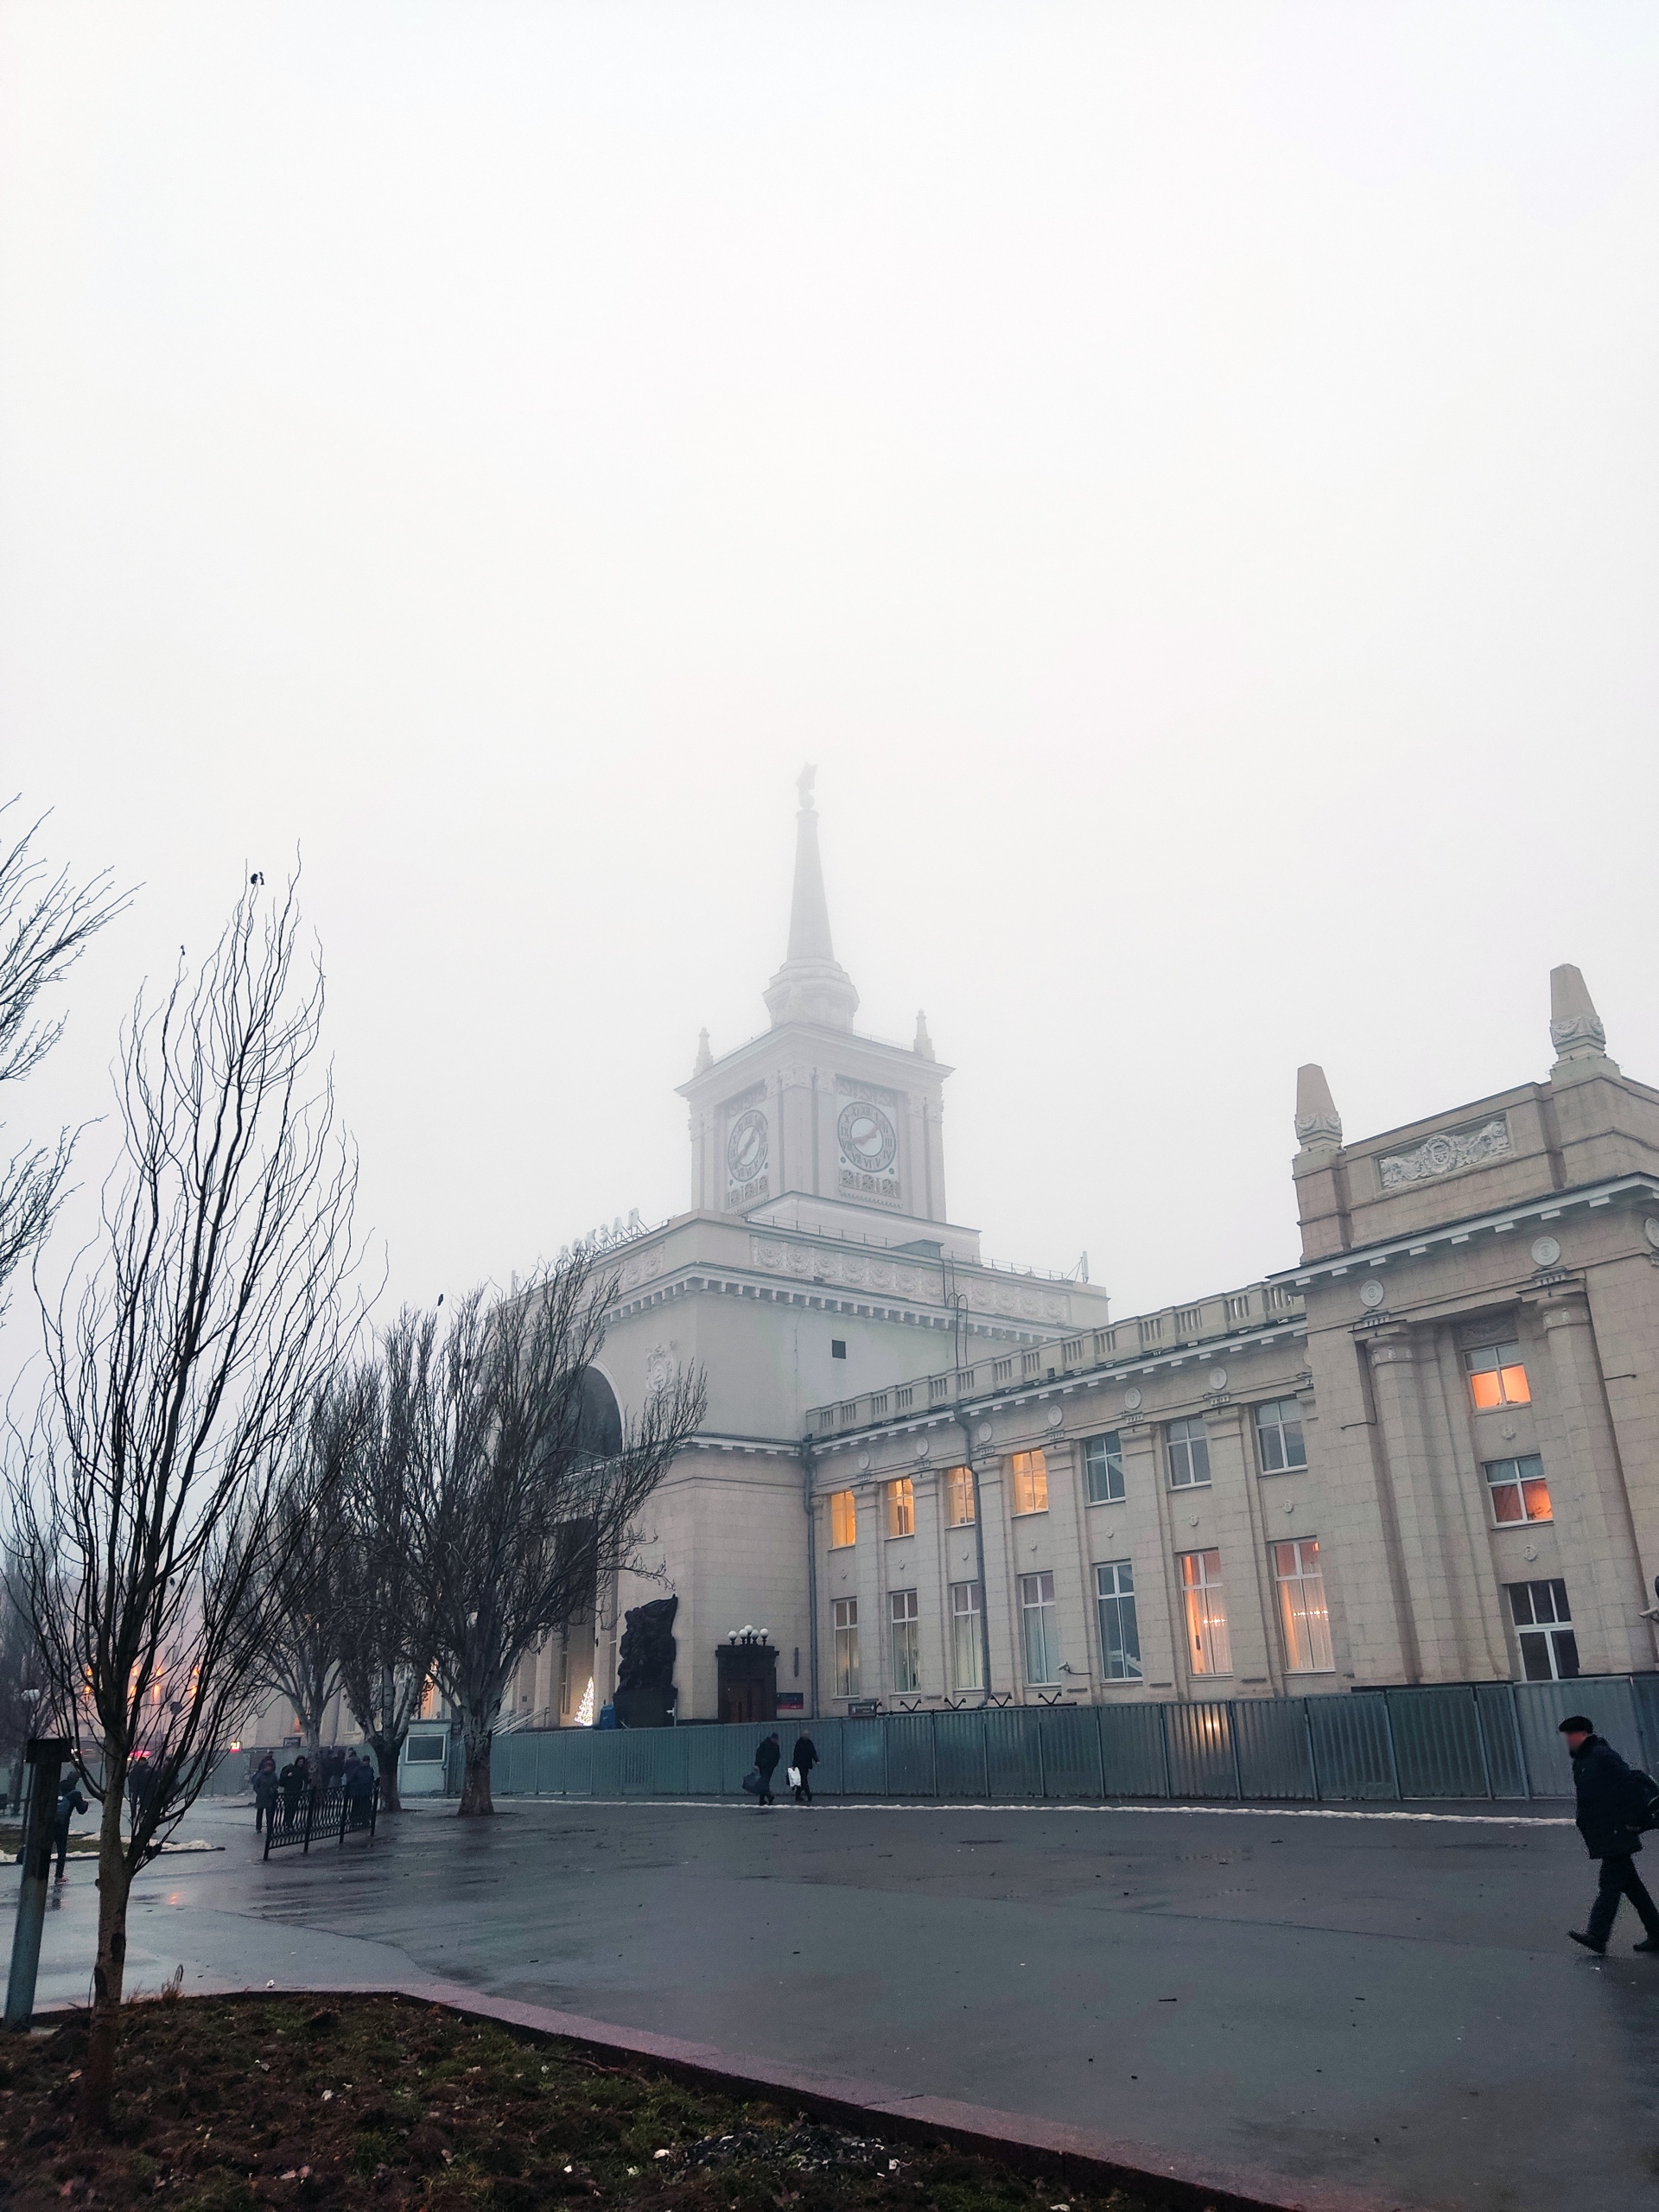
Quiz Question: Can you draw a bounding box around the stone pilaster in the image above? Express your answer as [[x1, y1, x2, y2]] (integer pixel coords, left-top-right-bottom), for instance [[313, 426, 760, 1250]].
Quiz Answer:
[[1528, 1283, 1650, 1674], [1363, 1327, 1447, 1681]]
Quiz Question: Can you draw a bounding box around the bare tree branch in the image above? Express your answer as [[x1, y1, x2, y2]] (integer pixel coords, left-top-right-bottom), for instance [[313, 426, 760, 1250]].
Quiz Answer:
[[6, 872, 357, 2126], [409, 1258, 704, 1815], [241, 1374, 372, 1763], [334, 1320, 441, 1814], [0, 798, 133, 1312]]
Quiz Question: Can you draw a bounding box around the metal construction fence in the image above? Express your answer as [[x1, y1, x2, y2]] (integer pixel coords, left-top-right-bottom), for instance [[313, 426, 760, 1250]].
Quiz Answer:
[[485, 1674, 1659, 1807]]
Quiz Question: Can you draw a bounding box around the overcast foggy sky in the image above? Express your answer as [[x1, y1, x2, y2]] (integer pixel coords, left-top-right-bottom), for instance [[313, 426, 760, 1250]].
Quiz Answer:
[[2, 3, 1656, 1362]]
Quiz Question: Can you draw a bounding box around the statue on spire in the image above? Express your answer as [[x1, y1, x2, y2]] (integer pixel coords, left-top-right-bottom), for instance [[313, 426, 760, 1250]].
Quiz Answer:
[[797, 763, 817, 810]]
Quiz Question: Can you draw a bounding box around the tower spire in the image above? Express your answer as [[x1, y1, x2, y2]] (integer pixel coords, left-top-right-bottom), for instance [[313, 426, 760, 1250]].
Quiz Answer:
[[764, 766, 859, 1030]]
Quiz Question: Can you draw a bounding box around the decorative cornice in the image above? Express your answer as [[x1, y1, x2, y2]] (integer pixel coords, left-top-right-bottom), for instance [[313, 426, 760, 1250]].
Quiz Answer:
[[1278, 1174, 1659, 1287]]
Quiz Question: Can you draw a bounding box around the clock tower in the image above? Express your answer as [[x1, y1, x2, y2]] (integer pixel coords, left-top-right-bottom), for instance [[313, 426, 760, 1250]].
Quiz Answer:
[[679, 768, 954, 1239]]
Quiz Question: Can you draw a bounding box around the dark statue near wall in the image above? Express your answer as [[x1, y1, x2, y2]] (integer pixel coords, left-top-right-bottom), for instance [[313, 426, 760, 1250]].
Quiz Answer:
[[613, 1594, 678, 1729]]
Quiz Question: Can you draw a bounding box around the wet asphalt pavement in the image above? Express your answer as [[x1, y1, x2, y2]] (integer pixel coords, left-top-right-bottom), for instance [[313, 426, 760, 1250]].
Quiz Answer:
[[14, 1791, 1659, 2211]]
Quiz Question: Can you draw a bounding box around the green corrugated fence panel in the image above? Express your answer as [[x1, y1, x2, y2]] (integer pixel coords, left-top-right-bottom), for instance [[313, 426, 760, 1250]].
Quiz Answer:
[[1163, 1701, 1237, 1796], [652, 1729, 690, 1795], [1387, 1688, 1489, 1797], [1233, 1698, 1316, 1799], [885, 1714, 936, 1796], [512, 1735, 540, 1796], [1038, 1706, 1104, 1797], [984, 1708, 1042, 1798], [935, 1712, 988, 1796], [1472, 1683, 1529, 1798], [842, 1719, 887, 1795], [1098, 1704, 1167, 1796], [810, 1719, 844, 1796], [1629, 1676, 1659, 1779], [1306, 1694, 1394, 1799], [534, 1731, 568, 1795], [591, 1733, 626, 1794], [684, 1727, 725, 1795], [563, 1729, 596, 1795], [490, 1736, 511, 1790], [617, 1732, 654, 1795], [1512, 1676, 1639, 1798], [721, 1725, 758, 1793]]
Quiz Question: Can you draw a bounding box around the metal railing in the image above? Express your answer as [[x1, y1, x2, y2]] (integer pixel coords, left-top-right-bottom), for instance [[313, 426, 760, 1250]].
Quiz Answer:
[[261, 1779, 380, 1859], [486, 1675, 1659, 1807]]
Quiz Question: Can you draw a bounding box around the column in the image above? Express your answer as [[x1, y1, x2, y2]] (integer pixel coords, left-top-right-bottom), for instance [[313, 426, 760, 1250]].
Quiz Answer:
[[1203, 1403, 1283, 1696], [1362, 1328, 1444, 1681], [976, 1459, 1019, 1696], [1530, 1287, 1650, 1675]]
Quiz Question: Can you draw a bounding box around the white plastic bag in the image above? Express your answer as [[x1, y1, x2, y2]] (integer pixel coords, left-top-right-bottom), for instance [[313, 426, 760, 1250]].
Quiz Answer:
[[786, 1765, 803, 1789]]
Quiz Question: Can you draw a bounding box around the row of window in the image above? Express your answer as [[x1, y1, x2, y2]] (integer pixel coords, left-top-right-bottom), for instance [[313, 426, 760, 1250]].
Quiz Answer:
[[833, 1554, 1580, 1696], [831, 1428, 1554, 1548], [830, 1537, 1335, 1695]]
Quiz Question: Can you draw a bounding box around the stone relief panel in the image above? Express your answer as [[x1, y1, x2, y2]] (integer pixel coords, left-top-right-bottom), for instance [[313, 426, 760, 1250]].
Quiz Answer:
[[619, 1248, 667, 1293], [747, 1237, 1067, 1322], [1377, 1116, 1511, 1190], [750, 1238, 932, 1297]]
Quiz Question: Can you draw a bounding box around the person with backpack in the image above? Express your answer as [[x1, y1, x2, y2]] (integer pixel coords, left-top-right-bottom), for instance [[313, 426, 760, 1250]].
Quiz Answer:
[[1560, 1713, 1659, 1955]]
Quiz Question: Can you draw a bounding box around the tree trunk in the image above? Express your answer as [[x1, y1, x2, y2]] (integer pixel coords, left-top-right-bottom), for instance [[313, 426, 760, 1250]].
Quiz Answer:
[[457, 1708, 493, 1815], [372, 1734, 403, 1814], [80, 1784, 132, 2130], [302, 1717, 322, 1767]]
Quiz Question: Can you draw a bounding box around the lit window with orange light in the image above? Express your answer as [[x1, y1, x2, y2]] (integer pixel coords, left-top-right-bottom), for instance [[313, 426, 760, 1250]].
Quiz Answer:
[[1464, 1342, 1530, 1411], [1010, 1450, 1048, 1516], [886, 1477, 915, 1537], [830, 1490, 858, 1548], [1179, 1548, 1231, 1675], [944, 1466, 976, 1526], [1485, 1455, 1552, 1524]]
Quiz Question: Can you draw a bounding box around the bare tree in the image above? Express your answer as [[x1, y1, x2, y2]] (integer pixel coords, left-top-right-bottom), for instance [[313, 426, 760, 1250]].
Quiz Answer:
[[8, 877, 356, 2126], [335, 1317, 441, 1815], [242, 1376, 371, 1764], [412, 1261, 703, 1815], [0, 800, 131, 1313]]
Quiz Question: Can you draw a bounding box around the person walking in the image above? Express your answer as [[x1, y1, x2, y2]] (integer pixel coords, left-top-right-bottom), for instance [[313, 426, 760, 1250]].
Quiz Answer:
[[791, 1732, 818, 1805], [253, 1754, 278, 1834], [126, 1751, 152, 1833], [51, 1772, 90, 1882], [1560, 1713, 1659, 1955], [753, 1731, 781, 1808]]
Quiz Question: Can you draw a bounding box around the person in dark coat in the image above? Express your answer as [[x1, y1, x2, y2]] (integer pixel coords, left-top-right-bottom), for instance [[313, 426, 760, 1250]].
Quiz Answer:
[[1560, 1714, 1659, 1955], [791, 1733, 819, 1806], [753, 1732, 781, 1808], [51, 1774, 90, 1882], [125, 1752, 152, 1831], [253, 1754, 278, 1834]]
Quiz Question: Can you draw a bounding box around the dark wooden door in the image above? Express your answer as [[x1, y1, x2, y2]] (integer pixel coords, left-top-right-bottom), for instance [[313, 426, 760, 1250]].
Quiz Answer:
[[717, 1645, 778, 1726]]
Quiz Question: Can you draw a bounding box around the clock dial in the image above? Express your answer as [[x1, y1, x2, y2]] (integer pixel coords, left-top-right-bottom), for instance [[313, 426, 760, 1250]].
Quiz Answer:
[[726, 1108, 769, 1185], [837, 1099, 897, 1176]]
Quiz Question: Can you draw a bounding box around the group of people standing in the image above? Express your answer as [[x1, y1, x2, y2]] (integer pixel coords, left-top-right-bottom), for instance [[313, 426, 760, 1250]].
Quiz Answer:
[[251, 1745, 377, 1833], [751, 1731, 818, 1807]]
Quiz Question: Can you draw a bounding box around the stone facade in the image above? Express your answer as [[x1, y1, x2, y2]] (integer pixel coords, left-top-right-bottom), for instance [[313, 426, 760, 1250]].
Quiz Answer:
[[799, 968, 1659, 1710], [515, 811, 1659, 1726]]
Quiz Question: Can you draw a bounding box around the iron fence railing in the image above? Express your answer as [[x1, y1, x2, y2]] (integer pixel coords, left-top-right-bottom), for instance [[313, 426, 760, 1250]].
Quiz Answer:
[[484, 1675, 1659, 1808], [261, 1779, 380, 1859]]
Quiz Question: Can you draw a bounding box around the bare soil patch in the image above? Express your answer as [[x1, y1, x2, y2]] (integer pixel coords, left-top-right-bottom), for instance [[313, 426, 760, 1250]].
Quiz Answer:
[[0, 1995, 1164, 2212]]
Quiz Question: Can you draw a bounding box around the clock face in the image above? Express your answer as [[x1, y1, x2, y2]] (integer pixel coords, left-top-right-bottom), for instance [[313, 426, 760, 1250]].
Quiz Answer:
[[726, 1108, 769, 1185], [837, 1099, 898, 1176]]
